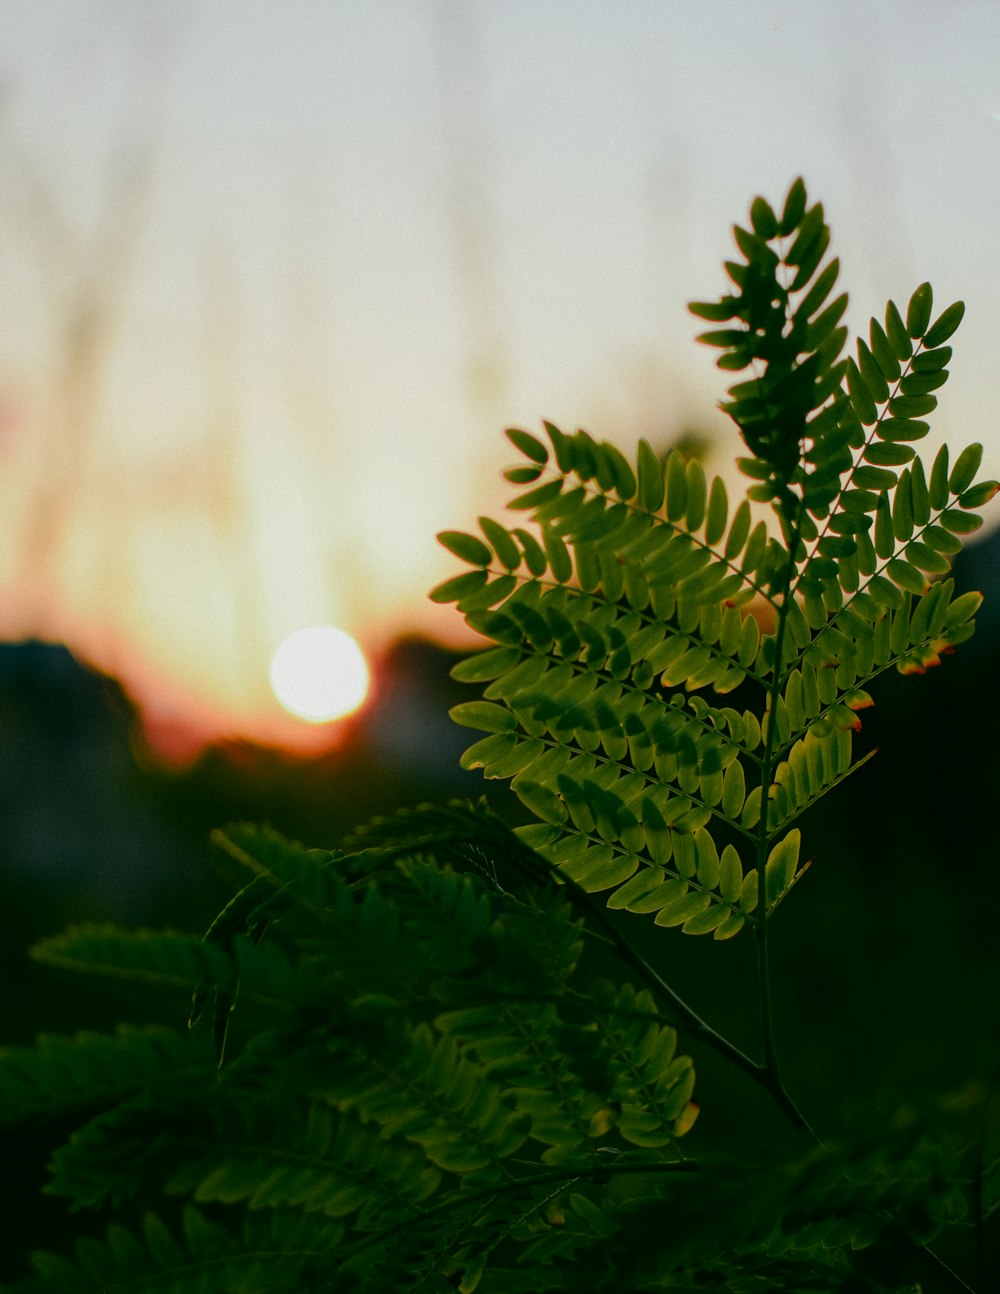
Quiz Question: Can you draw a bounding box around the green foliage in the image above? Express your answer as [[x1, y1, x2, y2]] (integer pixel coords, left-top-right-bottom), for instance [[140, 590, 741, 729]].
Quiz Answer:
[[434, 220, 992, 941], [3, 180, 998, 1292]]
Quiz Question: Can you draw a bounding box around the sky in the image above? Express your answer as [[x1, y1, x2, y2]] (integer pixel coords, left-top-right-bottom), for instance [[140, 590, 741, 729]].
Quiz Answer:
[[0, 0, 997, 750]]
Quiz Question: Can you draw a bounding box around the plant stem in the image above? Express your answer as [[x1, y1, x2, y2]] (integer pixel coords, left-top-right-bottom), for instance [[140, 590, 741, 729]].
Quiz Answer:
[[754, 539, 800, 1087], [573, 886, 764, 1083], [918, 1245, 979, 1294], [509, 834, 818, 1136], [339, 1158, 701, 1264], [571, 878, 817, 1141]]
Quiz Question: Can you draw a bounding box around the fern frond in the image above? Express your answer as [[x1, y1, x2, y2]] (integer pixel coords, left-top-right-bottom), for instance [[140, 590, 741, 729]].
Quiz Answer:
[[162, 1101, 441, 1226], [5, 179, 994, 1294], [209, 822, 362, 921], [691, 178, 849, 532], [476, 1116, 965, 1293], [348, 797, 514, 891], [329, 1021, 531, 1176], [11, 1206, 344, 1294], [32, 924, 235, 994], [31, 924, 329, 1044], [439, 466, 771, 937], [438, 179, 996, 954], [0, 1025, 214, 1128], [566, 979, 696, 1148], [436, 998, 602, 1162]]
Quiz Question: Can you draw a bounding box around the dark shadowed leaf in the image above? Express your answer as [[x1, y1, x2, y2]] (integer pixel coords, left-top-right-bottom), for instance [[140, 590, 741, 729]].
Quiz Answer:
[[906, 281, 933, 337], [439, 530, 493, 566], [923, 300, 965, 348], [949, 443, 983, 494], [779, 176, 807, 234], [505, 427, 549, 463], [429, 570, 490, 604]]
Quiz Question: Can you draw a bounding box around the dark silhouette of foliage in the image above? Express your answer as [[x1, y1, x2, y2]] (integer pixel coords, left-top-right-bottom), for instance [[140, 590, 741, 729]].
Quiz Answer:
[[2, 180, 998, 1292]]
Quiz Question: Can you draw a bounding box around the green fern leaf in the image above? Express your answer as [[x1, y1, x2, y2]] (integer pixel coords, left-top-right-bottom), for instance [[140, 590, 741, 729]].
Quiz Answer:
[[14, 1207, 345, 1294], [0, 1025, 214, 1129], [31, 925, 236, 998]]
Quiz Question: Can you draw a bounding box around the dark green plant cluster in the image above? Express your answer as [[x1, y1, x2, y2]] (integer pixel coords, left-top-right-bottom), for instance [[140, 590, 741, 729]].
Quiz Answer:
[[2, 180, 998, 1292]]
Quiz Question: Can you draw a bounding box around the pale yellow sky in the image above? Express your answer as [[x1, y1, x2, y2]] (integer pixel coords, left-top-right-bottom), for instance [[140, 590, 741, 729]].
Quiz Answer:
[[0, 0, 997, 747]]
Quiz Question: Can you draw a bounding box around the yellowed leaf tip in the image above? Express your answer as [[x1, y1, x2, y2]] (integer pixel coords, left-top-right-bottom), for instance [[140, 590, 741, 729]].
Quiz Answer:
[[674, 1101, 700, 1138], [588, 1108, 614, 1138], [912, 645, 943, 670], [544, 1200, 566, 1226]]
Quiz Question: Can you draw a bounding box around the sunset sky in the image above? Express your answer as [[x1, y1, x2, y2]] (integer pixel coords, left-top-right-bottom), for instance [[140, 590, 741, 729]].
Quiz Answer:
[[0, 0, 998, 750]]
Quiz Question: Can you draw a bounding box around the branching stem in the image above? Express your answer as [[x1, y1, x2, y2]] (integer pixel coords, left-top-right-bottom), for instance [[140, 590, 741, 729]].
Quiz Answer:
[[340, 1158, 701, 1264], [754, 527, 802, 1101], [578, 879, 816, 1141], [505, 842, 763, 1083], [509, 836, 817, 1137]]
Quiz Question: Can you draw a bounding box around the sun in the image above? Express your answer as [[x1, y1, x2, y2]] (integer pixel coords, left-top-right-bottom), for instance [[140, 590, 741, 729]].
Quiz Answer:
[[268, 626, 370, 723]]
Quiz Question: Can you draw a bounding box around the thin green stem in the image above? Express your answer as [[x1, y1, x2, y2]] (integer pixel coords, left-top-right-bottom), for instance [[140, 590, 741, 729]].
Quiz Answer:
[[573, 886, 763, 1083], [343, 1154, 977, 1294], [754, 528, 801, 1088], [507, 831, 819, 1136], [505, 840, 762, 1082], [338, 1158, 701, 1264], [918, 1243, 979, 1294]]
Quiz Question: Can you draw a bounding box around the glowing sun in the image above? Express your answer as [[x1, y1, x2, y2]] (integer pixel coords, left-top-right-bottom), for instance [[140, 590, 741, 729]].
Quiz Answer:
[[268, 626, 370, 723]]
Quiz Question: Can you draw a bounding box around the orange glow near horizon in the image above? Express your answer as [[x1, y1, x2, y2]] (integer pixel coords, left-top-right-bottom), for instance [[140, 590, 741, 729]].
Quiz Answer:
[[2, 3, 1000, 763], [0, 544, 480, 762]]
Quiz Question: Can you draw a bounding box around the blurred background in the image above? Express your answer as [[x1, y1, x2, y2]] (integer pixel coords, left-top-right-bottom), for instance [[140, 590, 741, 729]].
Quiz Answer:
[[1, 0, 999, 1281]]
